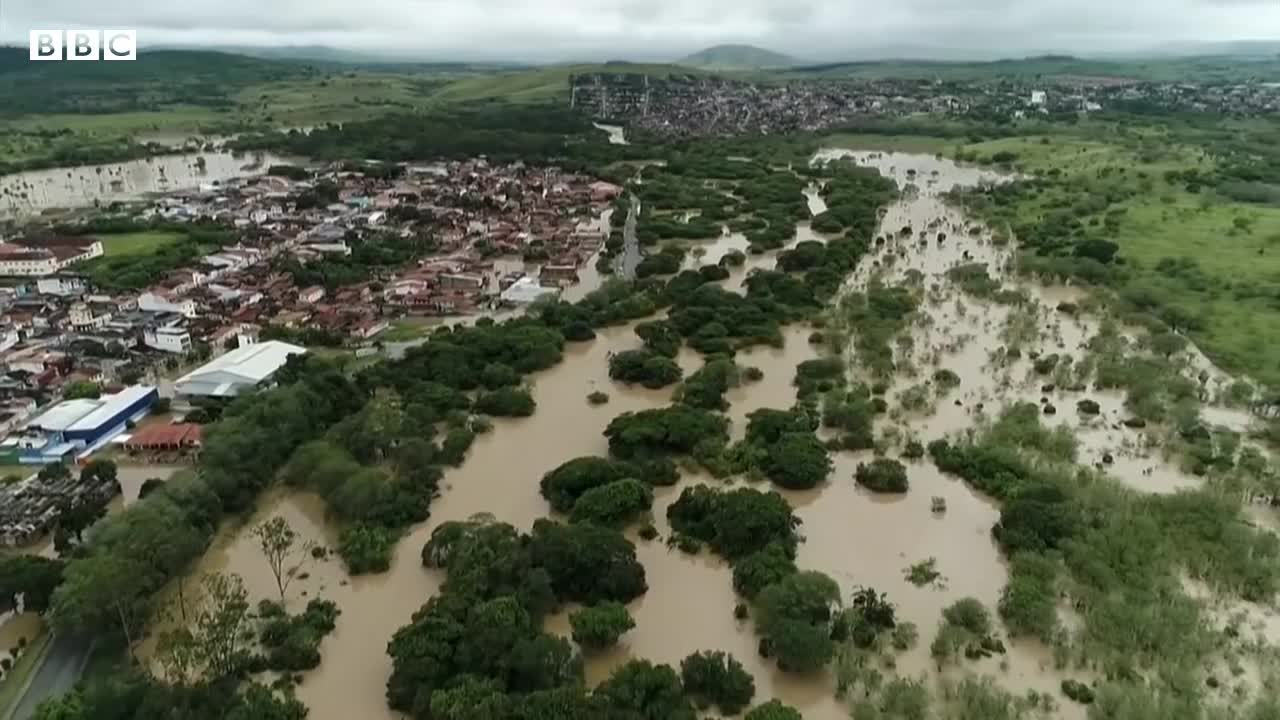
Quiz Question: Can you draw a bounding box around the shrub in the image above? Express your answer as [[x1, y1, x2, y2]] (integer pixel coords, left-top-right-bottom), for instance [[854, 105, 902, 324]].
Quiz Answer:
[[1061, 679, 1095, 704], [569, 602, 635, 650], [680, 651, 756, 715], [854, 458, 908, 493], [338, 524, 396, 574], [569, 478, 654, 527]]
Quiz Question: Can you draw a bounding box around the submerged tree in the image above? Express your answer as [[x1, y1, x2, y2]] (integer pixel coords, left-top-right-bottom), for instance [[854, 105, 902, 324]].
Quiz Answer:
[[253, 516, 313, 603]]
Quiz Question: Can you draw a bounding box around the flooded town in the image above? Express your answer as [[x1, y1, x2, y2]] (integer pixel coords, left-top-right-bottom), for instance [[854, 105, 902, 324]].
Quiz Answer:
[[1, 20, 1280, 720]]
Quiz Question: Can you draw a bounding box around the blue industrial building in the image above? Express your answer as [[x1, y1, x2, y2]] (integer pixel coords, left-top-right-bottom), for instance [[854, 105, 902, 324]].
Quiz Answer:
[[0, 385, 159, 464]]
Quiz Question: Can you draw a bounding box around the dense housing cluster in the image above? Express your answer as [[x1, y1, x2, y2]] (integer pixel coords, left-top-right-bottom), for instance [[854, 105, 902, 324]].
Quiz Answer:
[[571, 71, 1280, 137]]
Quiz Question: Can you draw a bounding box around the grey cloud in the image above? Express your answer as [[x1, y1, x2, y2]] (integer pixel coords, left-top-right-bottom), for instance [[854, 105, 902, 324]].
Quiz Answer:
[[2, 0, 1277, 61]]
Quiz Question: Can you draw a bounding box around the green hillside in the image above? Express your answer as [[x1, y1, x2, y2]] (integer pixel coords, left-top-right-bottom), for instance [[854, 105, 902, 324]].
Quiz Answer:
[[678, 44, 799, 70], [786, 54, 1280, 82], [428, 63, 702, 105]]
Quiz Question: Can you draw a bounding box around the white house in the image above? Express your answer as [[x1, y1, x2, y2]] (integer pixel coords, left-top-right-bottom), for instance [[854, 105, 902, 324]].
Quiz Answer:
[[138, 291, 198, 318], [69, 303, 111, 331], [0, 327, 20, 354], [144, 325, 194, 354], [37, 276, 87, 297]]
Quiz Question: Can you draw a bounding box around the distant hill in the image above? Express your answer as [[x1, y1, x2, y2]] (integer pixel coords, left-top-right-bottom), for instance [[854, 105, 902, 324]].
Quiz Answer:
[[0, 46, 314, 115], [184, 44, 391, 64], [678, 44, 799, 70]]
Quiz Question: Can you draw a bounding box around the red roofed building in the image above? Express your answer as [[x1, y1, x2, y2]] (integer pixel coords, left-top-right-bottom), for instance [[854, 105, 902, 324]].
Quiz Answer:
[[124, 423, 204, 451], [0, 236, 103, 276]]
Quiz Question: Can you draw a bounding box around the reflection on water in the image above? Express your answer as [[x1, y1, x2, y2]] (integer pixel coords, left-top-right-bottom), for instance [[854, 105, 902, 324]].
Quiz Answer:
[[0, 151, 289, 218]]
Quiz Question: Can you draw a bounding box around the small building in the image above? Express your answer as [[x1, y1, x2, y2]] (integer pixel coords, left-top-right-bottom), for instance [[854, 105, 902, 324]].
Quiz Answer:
[[144, 325, 193, 354], [138, 290, 198, 318], [539, 264, 580, 286], [37, 276, 87, 297], [69, 302, 111, 331], [438, 273, 485, 292], [173, 340, 306, 399], [590, 181, 623, 202]]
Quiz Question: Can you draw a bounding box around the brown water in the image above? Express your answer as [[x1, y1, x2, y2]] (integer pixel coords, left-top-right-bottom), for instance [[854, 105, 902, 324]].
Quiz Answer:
[[144, 149, 1271, 719], [0, 151, 290, 219], [0, 610, 43, 683]]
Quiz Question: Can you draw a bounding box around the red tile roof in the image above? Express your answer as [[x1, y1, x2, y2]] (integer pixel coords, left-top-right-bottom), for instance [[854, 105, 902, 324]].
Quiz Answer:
[[125, 423, 203, 449]]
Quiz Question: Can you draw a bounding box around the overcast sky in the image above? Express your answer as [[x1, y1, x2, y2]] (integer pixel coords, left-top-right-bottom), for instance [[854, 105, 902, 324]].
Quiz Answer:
[[2, 0, 1278, 62]]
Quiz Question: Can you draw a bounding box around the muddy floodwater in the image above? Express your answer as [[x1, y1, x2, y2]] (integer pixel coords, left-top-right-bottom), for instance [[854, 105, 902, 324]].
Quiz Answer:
[[0, 151, 290, 219], [146, 149, 1271, 719]]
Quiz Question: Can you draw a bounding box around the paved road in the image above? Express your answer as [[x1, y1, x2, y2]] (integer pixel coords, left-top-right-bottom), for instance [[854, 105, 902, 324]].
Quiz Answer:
[[617, 194, 642, 280], [10, 634, 91, 720]]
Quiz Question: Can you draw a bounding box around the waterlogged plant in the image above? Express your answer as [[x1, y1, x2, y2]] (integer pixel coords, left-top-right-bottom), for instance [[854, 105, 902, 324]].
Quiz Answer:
[[905, 557, 943, 587]]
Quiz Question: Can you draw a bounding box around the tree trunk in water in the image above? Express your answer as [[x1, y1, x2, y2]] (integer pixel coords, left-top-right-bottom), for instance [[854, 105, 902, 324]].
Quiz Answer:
[[117, 602, 138, 667], [177, 576, 188, 623]]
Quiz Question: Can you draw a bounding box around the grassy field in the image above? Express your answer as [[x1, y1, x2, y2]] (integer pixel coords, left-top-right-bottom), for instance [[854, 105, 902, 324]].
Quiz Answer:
[[0, 626, 51, 719], [954, 131, 1280, 387], [426, 63, 701, 106], [382, 317, 439, 342], [822, 133, 953, 154], [816, 127, 1280, 387], [94, 231, 185, 258], [0, 60, 700, 168]]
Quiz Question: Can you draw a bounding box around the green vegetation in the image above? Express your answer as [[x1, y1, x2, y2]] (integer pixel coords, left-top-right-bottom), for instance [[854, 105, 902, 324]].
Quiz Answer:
[[605, 405, 730, 461], [541, 456, 659, 513], [928, 403, 1280, 705], [255, 597, 340, 672], [755, 571, 842, 672], [679, 650, 756, 714], [96, 231, 184, 257], [930, 597, 1004, 666], [568, 478, 654, 528], [608, 348, 684, 389], [677, 357, 744, 411], [67, 219, 236, 291], [947, 117, 1280, 389], [667, 485, 801, 560], [745, 699, 803, 720], [855, 458, 909, 493], [831, 281, 920, 378], [389, 516, 659, 718], [568, 602, 635, 650]]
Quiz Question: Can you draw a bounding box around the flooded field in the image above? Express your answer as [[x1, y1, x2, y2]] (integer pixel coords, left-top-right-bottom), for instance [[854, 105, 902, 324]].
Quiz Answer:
[[141, 148, 1275, 719], [0, 151, 290, 218]]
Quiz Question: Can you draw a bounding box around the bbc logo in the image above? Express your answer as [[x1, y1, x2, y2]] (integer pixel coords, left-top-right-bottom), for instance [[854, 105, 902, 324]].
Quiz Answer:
[[30, 30, 137, 61]]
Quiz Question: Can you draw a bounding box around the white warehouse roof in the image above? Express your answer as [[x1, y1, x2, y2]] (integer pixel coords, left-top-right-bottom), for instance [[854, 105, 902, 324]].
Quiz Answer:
[[174, 341, 306, 398], [501, 277, 559, 305], [29, 385, 157, 432]]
